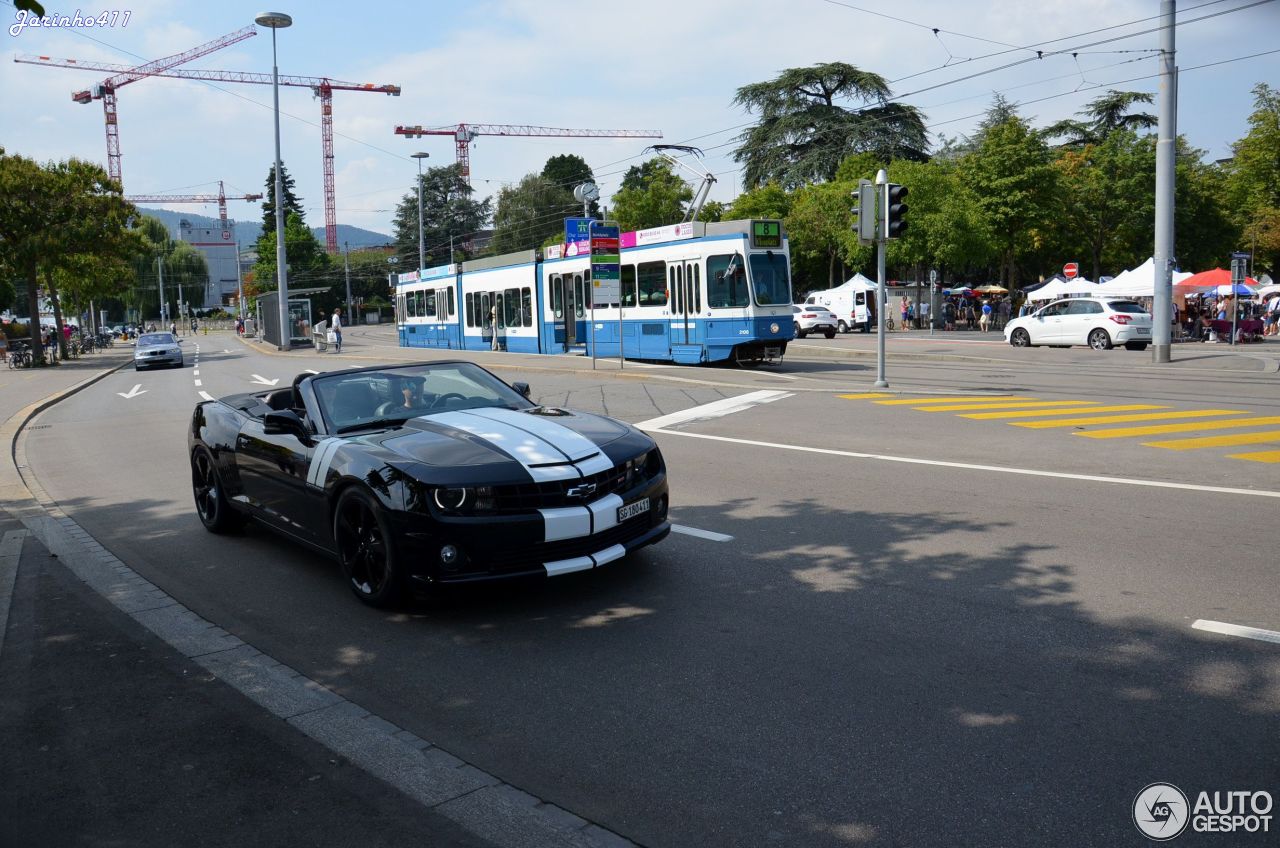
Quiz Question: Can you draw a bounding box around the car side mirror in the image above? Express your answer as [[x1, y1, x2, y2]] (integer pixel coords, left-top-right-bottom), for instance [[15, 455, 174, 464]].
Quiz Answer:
[[512, 381, 532, 399], [264, 409, 311, 442], [177, 339, 183, 344]]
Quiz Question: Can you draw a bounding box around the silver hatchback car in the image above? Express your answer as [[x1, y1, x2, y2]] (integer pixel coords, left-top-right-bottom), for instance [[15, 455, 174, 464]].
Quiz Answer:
[[134, 332, 184, 370]]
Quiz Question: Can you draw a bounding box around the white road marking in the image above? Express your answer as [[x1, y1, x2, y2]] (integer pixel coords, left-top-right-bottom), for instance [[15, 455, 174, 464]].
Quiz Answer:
[[636, 390, 793, 430], [116, 384, 146, 399], [1193, 619, 1280, 645], [647, 429, 1280, 500], [193, 369, 199, 376], [198, 391, 215, 401], [194, 379, 202, 387], [250, 374, 279, 386], [671, 524, 733, 542]]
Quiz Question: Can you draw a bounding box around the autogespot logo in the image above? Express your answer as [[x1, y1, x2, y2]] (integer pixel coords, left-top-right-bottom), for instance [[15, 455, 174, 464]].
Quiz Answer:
[[1134, 783, 1191, 841]]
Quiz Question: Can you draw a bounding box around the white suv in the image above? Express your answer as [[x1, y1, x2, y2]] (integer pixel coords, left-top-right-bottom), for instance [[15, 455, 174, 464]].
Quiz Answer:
[[791, 304, 838, 339], [1004, 298, 1153, 350]]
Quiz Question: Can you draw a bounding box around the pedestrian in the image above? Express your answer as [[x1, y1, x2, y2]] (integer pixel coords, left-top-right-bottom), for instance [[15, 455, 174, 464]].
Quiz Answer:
[[919, 299, 930, 329], [489, 303, 500, 350], [899, 296, 909, 332], [169, 321, 176, 336], [191, 317, 198, 334], [1265, 294, 1280, 336], [979, 299, 992, 332], [330, 307, 343, 353], [998, 298, 1011, 329]]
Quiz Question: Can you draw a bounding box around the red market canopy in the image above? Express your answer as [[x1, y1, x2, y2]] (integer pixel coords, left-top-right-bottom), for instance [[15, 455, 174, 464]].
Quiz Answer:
[[1175, 268, 1259, 289]]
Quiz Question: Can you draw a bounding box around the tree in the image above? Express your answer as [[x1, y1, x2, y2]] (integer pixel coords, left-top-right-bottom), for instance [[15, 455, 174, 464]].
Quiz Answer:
[[541, 154, 600, 217], [610, 159, 693, 231], [726, 183, 791, 221], [882, 158, 995, 283], [254, 211, 332, 292], [490, 173, 577, 254], [0, 149, 140, 364], [391, 163, 491, 267], [785, 181, 866, 290], [261, 161, 305, 236], [732, 62, 928, 190], [1045, 90, 1156, 148], [1226, 83, 1280, 276], [958, 117, 1059, 287]]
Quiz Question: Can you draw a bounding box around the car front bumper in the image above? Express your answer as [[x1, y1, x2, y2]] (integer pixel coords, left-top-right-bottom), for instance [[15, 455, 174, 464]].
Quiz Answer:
[[136, 351, 183, 367]]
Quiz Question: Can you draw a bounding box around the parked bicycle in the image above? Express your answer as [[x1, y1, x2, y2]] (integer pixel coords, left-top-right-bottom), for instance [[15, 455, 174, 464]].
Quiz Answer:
[[7, 341, 32, 369]]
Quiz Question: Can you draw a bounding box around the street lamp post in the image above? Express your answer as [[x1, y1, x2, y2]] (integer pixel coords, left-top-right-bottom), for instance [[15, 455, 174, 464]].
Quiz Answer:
[[255, 10, 293, 350], [411, 152, 429, 273]]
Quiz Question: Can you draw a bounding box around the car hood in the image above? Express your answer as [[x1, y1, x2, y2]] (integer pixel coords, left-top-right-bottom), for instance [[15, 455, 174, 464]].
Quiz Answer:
[[369, 406, 633, 473]]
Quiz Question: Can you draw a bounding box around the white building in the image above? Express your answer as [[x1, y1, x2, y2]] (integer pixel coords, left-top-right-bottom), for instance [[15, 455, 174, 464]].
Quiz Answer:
[[179, 220, 242, 309]]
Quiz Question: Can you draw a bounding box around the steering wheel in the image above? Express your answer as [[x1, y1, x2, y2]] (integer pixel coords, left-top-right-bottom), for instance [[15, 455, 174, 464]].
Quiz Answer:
[[374, 400, 404, 417], [430, 392, 467, 409]]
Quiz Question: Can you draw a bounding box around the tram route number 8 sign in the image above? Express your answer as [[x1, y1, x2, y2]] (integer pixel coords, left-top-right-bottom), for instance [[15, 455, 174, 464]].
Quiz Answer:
[[590, 221, 621, 305]]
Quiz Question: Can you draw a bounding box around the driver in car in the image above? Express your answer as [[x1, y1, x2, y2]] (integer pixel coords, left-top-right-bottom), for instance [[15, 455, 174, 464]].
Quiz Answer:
[[394, 376, 430, 411]]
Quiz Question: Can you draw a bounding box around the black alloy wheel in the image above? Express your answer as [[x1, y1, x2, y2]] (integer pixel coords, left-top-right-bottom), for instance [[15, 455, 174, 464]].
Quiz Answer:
[[334, 488, 401, 607], [191, 447, 244, 533], [1010, 328, 1031, 347]]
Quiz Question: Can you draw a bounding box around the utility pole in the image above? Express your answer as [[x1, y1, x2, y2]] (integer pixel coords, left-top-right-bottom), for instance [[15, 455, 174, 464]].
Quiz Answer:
[[1152, 0, 1177, 363], [344, 241, 353, 322], [874, 169, 888, 388], [235, 236, 245, 322], [157, 255, 166, 327]]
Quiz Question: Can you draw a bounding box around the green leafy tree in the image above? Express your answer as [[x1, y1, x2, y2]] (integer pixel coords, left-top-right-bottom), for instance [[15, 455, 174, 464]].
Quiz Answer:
[[726, 183, 791, 221], [1226, 83, 1280, 275], [785, 180, 866, 290], [732, 62, 928, 190], [391, 163, 491, 267], [261, 161, 305, 236], [490, 173, 577, 254], [541, 154, 600, 218], [696, 200, 725, 223], [254, 211, 332, 292], [882, 158, 995, 283], [1045, 90, 1157, 148], [958, 117, 1059, 287], [610, 159, 693, 230], [1174, 146, 1238, 273]]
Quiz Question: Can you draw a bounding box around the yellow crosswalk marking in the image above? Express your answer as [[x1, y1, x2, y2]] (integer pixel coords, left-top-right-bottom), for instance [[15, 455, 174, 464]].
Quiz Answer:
[[1144, 431, 1280, 451], [1228, 450, 1280, 463], [915, 400, 1101, 412], [872, 396, 1032, 405], [1013, 410, 1248, 429], [962, 404, 1167, 420], [1074, 416, 1280, 439], [837, 393, 893, 399]]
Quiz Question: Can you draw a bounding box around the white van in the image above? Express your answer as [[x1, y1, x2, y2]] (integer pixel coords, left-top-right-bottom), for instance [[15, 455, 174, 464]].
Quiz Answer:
[[803, 276, 875, 333]]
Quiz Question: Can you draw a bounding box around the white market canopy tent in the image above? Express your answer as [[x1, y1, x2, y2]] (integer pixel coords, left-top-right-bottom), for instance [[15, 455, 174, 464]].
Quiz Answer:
[[1025, 277, 1102, 301], [1096, 257, 1194, 297], [840, 273, 877, 291]]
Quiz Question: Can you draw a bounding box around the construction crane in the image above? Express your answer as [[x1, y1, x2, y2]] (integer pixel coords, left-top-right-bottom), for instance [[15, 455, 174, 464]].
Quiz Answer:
[[393, 124, 663, 186], [15, 56, 400, 254], [17, 26, 258, 187], [126, 181, 263, 223]]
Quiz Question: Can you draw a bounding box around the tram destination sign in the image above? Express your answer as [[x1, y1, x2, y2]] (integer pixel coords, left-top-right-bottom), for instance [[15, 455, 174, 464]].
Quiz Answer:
[[590, 221, 621, 304]]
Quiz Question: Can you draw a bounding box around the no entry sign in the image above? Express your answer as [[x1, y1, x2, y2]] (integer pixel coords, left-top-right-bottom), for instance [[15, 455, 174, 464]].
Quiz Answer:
[[1063, 262, 1079, 279]]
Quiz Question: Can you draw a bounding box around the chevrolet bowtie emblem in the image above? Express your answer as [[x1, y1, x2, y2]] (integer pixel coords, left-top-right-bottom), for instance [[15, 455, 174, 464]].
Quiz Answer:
[[566, 482, 597, 499]]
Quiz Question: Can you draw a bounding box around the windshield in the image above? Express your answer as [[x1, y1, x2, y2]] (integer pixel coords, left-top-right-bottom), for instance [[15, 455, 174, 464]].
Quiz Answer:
[[1109, 300, 1149, 314], [749, 252, 791, 306], [310, 361, 531, 433], [139, 333, 176, 346]]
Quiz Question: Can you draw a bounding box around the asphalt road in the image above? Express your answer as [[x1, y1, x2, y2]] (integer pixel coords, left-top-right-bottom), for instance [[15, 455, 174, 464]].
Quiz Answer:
[[20, 331, 1280, 846]]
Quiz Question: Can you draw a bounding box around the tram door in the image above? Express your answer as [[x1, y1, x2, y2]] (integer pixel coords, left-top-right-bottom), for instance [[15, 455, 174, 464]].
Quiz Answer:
[[669, 258, 701, 345]]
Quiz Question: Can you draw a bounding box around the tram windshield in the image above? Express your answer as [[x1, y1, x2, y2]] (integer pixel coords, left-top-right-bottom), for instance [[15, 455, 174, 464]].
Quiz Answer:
[[749, 252, 791, 306]]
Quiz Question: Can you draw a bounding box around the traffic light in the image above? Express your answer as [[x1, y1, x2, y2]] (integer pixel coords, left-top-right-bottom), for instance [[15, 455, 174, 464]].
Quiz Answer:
[[884, 183, 909, 239], [852, 180, 877, 245]]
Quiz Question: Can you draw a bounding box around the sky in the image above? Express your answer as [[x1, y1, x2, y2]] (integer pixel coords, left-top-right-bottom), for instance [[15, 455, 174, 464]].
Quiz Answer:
[[3, 0, 1278, 248]]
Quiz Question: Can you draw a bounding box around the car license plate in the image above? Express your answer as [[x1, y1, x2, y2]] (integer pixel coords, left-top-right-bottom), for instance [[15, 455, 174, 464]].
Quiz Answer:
[[617, 498, 649, 522], [1137, 328, 1150, 335]]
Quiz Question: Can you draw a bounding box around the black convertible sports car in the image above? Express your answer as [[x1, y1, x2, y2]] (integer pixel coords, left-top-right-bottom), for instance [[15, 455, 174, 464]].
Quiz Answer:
[[188, 361, 670, 606]]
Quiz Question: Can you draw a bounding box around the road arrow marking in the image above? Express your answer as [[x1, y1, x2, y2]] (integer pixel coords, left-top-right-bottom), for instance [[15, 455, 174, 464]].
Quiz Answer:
[[117, 384, 147, 399], [250, 374, 279, 386]]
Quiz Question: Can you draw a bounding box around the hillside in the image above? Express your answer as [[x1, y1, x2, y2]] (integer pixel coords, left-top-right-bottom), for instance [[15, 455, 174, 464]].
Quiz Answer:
[[135, 207, 393, 251]]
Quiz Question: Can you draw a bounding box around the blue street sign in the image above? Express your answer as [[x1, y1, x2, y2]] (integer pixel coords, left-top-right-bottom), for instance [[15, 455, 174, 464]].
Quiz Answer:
[[565, 217, 595, 244]]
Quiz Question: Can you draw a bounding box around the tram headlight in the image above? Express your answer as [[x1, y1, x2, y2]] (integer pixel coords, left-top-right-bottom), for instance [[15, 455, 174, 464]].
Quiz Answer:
[[769, 322, 780, 334]]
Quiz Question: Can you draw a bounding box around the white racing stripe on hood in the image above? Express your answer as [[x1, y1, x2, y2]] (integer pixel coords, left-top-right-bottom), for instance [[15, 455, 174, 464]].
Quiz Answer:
[[420, 409, 602, 483], [466, 407, 617, 477]]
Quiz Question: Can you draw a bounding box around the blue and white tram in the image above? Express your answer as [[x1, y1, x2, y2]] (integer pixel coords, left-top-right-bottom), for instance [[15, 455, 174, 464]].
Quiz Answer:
[[394, 218, 794, 365]]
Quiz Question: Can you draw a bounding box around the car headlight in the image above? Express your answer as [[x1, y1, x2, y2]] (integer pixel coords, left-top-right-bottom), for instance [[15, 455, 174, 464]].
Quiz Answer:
[[432, 486, 494, 514]]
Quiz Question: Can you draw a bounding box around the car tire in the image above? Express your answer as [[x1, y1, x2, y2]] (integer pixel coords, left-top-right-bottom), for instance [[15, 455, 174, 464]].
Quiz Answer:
[[794, 323, 807, 339], [1010, 328, 1031, 348], [1088, 329, 1113, 350], [837, 321, 849, 334], [1125, 341, 1148, 351], [191, 447, 246, 534], [333, 487, 403, 608], [824, 329, 836, 339]]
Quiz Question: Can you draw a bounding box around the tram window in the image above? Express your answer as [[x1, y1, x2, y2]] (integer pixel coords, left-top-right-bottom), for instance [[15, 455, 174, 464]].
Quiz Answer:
[[521, 287, 532, 326], [708, 254, 750, 308], [621, 265, 637, 307], [407, 291, 418, 318], [416, 290, 427, 317], [551, 276, 563, 319], [637, 261, 666, 306], [749, 252, 792, 306], [574, 275, 585, 318], [465, 293, 474, 327], [424, 289, 437, 318], [504, 288, 521, 328], [447, 288, 455, 317], [692, 265, 701, 313]]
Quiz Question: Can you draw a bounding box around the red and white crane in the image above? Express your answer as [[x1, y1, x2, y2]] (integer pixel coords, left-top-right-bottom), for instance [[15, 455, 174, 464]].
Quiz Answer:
[[17, 26, 259, 187], [393, 124, 663, 186], [126, 181, 263, 223], [16, 55, 400, 254]]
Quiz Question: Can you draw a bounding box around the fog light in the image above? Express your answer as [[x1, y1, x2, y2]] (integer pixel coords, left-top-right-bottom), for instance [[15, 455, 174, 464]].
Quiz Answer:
[[440, 544, 460, 566], [656, 495, 668, 520]]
